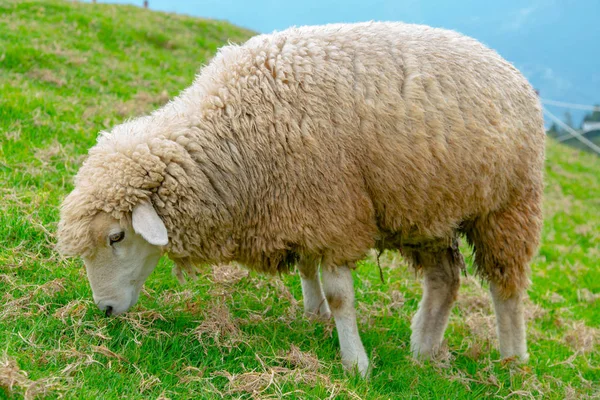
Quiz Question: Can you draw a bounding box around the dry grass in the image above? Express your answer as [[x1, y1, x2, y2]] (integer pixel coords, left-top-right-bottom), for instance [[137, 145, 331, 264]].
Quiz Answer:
[[215, 366, 332, 398], [213, 348, 336, 398], [190, 302, 244, 349], [0, 355, 66, 399], [116, 90, 171, 118], [27, 68, 66, 87], [211, 263, 249, 286], [564, 322, 599, 354]]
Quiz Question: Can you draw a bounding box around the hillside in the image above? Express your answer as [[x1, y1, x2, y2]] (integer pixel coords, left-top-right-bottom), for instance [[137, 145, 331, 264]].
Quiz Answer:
[[0, 1, 598, 398]]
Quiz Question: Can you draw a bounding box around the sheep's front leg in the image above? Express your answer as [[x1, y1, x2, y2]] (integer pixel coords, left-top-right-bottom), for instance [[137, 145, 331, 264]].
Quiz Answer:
[[298, 262, 331, 320], [321, 265, 369, 377], [410, 247, 462, 358], [490, 282, 528, 362]]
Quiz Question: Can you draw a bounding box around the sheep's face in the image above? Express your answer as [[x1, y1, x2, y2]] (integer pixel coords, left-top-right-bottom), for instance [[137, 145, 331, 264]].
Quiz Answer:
[[83, 203, 168, 316]]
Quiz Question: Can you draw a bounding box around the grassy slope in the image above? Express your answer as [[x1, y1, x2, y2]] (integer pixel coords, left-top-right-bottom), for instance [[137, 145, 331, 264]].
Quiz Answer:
[[0, 1, 598, 398]]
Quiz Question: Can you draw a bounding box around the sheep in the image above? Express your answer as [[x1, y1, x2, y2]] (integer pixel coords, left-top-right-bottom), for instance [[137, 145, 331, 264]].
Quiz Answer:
[[57, 22, 545, 377]]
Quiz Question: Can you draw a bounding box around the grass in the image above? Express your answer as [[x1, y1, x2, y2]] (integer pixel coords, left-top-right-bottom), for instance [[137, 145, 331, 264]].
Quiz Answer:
[[0, 0, 598, 398]]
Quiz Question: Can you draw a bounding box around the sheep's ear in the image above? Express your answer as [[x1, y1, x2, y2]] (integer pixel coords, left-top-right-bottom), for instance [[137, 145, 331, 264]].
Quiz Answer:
[[132, 202, 168, 246]]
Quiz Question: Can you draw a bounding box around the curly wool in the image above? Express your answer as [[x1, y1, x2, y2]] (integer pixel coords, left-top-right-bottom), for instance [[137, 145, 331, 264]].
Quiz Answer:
[[58, 22, 545, 297]]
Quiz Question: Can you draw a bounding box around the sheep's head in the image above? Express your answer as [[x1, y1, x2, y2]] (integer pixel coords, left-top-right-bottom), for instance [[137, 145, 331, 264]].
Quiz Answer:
[[86, 203, 168, 316], [59, 201, 168, 316], [57, 117, 206, 315]]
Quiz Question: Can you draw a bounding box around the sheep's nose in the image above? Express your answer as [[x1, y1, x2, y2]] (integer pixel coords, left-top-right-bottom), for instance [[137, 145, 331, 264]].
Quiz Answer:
[[105, 306, 113, 317]]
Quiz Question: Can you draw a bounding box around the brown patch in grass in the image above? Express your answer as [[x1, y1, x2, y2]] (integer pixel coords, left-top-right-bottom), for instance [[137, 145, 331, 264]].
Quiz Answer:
[[457, 282, 497, 352], [53, 300, 88, 323], [83, 326, 112, 341], [209, 264, 249, 298], [211, 263, 248, 285], [36, 42, 89, 66], [458, 277, 546, 321], [60, 361, 95, 378], [277, 345, 321, 370], [2, 121, 22, 141], [156, 391, 172, 400], [57, 349, 102, 377], [138, 372, 161, 394], [29, 107, 51, 128], [34, 141, 73, 167], [458, 292, 492, 314], [121, 310, 169, 337], [1, 292, 39, 320], [191, 302, 242, 348], [215, 366, 331, 397], [456, 276, 491, 311], [91, 345, 128, 363], [81, 104, 105, 122], [575, 224, 593, 236], [27, 68, 66, 87], [0, 355, 64, 399], [177, 366, 205, 384], [389, 289, 406, 309], [0, 279, 67, 320], [159, 289, 195, 307], [0, 274, 17, 288], [116, 91, 170, 118], [543, 180, 574, 218], [271, 278, 300, 316], [215, 350, 359, 397], [523, 298, 547, 321], [564, 322, 599, 353], [444, 358, 501, 392], [462, 340, 492, 360], [545, 292, 566, 304], [36, 278, 66, 296], [577, 288, 600, 303]]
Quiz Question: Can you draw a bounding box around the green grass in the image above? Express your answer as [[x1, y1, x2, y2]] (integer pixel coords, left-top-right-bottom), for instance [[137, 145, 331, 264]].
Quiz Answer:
[[1, 0, 599, 398]]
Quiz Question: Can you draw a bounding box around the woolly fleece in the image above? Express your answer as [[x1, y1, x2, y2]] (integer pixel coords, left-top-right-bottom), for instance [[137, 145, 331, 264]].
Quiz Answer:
[[58, 22, 545, 297]]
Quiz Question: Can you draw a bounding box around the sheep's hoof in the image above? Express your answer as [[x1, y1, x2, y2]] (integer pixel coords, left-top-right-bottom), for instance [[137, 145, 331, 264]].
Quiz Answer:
[[500, 352, 529, 365], [342, 356, 370, 379], [412, 350, 434, 361], [304, 308, 331, 322], [304, 301, 331, 321], [410, 341, 439, 360]]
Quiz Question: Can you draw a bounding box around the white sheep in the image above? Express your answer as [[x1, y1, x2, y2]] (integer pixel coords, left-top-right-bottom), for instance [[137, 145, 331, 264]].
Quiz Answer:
[[58, 22, 545, 377]]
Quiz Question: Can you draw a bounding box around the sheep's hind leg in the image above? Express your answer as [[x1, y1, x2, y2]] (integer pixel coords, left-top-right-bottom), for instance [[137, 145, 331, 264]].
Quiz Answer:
[[490, 282, 528, 362], [321, 265, 369, 377], [410, 245, 463, 359], [298, 260, 331, 320], [466, 198, 539, 363]]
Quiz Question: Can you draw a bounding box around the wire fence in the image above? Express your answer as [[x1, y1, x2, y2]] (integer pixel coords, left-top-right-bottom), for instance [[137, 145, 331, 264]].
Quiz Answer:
[[541, 98, 600, 156], [541, 99, 600, 112]]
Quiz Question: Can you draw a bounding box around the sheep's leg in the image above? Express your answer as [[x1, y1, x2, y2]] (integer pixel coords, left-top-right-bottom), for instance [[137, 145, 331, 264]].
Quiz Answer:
[[321, 265, 369, 377], [410, 246, 462, 358], [465, 194, 540, 362], [490, 282, 528, 361], [298, 262, 331, 320]]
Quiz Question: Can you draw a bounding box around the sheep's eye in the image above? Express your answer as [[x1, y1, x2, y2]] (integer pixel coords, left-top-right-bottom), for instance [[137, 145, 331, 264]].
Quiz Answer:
[[109, 231, 125, 245]]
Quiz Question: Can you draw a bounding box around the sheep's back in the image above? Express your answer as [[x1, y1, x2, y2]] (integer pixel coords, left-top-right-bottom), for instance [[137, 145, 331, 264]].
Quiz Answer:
[[194, 22, 545, 261]]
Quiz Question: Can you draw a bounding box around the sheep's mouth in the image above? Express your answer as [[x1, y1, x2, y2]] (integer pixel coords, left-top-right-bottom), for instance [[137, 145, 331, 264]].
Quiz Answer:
[[105, 306, 113, 317]]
